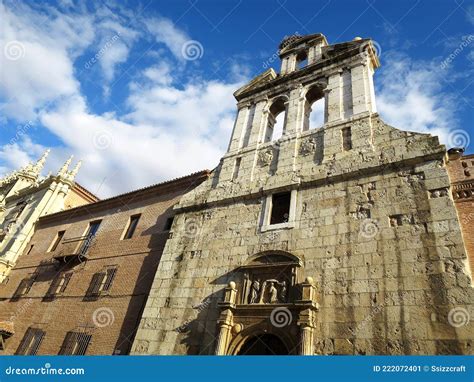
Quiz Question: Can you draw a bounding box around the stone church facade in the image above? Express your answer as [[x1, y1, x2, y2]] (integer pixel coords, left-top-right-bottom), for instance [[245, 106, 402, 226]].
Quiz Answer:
[[131, 34, 473, 355], [0, 151, 97, 282]]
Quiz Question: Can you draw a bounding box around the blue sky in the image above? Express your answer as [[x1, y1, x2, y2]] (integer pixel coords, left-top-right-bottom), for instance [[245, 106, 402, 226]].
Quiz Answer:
[[1, 0, 473, 197]]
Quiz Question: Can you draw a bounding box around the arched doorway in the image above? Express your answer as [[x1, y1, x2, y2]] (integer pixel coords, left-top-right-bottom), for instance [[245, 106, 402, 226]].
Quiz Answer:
[[236, 334, 289, 355]]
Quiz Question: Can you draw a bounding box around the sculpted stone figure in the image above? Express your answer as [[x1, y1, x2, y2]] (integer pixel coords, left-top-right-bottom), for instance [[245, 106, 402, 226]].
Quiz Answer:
[[268, 282, 278, 303], [280, 281, 287, 302], [249, 279, 260, 304]]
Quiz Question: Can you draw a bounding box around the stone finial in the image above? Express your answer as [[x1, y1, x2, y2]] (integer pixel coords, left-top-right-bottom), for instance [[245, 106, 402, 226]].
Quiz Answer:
[[68, 160, 82, 180], [32, 149, 50, 174], [57, 155, 73, 176]]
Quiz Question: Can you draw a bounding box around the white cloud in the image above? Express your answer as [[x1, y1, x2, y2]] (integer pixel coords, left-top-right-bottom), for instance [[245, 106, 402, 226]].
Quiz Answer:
[[375, 52, 457, 145], [0, 1, 244, 198], [95, 19, 140, 87], [144, 16, 191, 61], [0, 1, 94, 121], [39, 78, 240, 196]]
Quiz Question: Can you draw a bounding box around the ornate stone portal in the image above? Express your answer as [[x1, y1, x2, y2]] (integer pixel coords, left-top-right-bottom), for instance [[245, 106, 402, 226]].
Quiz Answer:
[[215, 252, 319, 355]]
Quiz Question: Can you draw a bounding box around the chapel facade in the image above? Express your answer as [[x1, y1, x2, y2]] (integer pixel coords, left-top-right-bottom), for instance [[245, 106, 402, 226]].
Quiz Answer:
[[131, 33, 473, 355]]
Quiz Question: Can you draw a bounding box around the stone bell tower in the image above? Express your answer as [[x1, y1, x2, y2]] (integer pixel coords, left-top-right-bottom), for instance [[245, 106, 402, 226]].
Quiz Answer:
[[133, 33, 473, 356], [221, 33, 379, 188]]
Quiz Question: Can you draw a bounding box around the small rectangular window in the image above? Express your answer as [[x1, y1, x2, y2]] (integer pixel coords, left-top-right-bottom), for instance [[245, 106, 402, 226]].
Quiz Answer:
[[49, 231, 65, 252], [59, 332, 92, 355], [46, 273, 72, 298], [16, 328, 45, 355], [342, 127, 352, 151], [232, 157, 241, 180], [86, 267, 117, 297], [123, 215, 140, 240], [270, 192, 291, 225], [164, 216, 174, 231]]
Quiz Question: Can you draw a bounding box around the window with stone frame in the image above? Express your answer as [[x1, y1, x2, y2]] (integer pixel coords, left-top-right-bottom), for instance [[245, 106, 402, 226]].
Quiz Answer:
[[15, 327, 45, 355], [58, 331, 92, 355], [261, 190, 297, 232], [45, 272, 72, 299], [270, 192, 291, 225], [85, 267, 117, 298]]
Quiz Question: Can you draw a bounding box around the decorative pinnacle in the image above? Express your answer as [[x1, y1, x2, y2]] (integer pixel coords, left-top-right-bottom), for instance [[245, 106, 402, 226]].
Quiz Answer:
[[69, 160, 82, 179], [33, 149, 50, 173], [58, 155, 73, 176]]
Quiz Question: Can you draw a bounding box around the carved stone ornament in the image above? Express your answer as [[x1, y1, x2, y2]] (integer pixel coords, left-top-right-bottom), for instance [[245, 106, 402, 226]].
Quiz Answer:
[[258, 148, 274, 166], [299, 138, 316, 156]]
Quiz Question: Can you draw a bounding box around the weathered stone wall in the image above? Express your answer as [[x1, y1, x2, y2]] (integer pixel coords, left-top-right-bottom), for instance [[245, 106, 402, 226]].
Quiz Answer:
[[132, 116, 473, 355], [132, 35, 473, 355]]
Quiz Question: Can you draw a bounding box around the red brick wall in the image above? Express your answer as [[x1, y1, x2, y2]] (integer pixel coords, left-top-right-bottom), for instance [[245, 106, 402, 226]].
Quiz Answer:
[[0, 175, 207, 355], [447, 154, 474, 275]]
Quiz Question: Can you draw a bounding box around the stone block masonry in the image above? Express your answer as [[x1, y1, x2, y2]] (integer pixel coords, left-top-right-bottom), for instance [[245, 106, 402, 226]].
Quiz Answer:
[[132, 33, 473, 355]]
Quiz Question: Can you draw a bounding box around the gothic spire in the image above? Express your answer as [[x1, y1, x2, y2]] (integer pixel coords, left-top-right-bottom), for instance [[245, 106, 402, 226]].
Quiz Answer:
[[32, 149, 50, 174], [57, 155, 73, 176], [68, 160, 82, 180]]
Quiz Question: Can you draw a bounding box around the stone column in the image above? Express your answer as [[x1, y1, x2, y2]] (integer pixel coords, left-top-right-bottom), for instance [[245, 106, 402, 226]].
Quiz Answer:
[[215, 282, 237, 355], [326, 71, 342, 123], [227, 105, 249, 153], [215, 312, 233, 355], [296, 277, 319, 355], [300, 324, 314, 355], [351, 55, 377, 116]]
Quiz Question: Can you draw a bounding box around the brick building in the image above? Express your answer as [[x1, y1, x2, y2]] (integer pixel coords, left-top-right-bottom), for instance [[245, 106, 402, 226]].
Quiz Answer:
[[0, 171, 208, 355], [447, 150, 474, 272]]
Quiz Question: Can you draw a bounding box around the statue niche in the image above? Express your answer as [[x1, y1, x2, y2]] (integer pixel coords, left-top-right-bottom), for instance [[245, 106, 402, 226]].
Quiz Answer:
[[238, 252, 300, 305]]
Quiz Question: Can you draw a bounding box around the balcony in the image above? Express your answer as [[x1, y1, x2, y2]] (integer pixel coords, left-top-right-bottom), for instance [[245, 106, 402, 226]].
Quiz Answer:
[[52, 235, 96, 264]]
